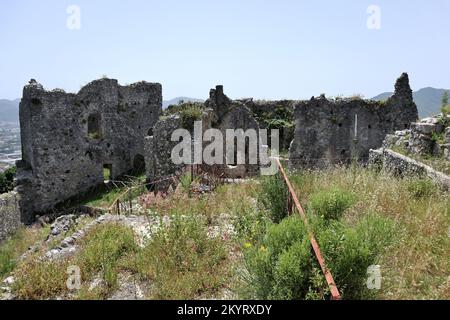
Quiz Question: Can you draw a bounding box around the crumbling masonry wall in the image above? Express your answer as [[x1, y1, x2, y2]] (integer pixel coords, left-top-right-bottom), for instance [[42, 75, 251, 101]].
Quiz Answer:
[[289, 73, 419, 168], [145, 86, 263, 182], [0, 191, 21, 240], [17, 79, 162, 223]]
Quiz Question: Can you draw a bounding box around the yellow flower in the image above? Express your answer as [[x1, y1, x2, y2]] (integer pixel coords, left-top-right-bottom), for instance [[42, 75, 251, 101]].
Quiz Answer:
[[260, 245, 267, 252], [244, 242, 253, 249]]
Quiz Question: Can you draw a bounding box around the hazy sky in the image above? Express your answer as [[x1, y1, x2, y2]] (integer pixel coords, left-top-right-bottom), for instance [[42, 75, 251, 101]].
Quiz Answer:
[[0, 0, 449, 100]]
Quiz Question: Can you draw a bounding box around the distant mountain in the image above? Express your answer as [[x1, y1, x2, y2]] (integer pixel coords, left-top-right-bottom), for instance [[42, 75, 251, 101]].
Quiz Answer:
[[163, 97, 204, 109], [372, 87, 449, 118], [0, 99, 20, 123]]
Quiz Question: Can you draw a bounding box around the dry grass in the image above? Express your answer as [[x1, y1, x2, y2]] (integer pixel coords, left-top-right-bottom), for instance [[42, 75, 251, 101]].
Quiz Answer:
[[289, 166, 450, 300], [10, 182, 252, 300], [7, 168, 448, 300]]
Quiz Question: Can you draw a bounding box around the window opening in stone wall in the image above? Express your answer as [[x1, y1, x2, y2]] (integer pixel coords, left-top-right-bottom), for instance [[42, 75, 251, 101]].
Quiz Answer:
[[88, 114, 102, 139], [103, 164, 112, 182]]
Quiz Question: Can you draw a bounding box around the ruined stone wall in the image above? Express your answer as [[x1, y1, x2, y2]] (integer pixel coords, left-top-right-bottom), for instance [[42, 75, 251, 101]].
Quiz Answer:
[[0, 191, 21, 240], [289, 73, 418, 169], [17, 79, 162, 223], [145, 86, 263, 181], [369, 148, 450, 190], [144, 115, 185, 183]]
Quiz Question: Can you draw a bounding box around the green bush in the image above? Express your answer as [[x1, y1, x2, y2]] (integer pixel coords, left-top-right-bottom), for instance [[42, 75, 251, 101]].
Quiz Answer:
[[244, 212, 395, 300], [180, 172, 193, 192], [179, 104, 203, 130], [258, 175, 289, 223], [243, 216, 316, 299], [0, 166, 16, 194], [315, 213, 395, 299], [272, 238, 313, 299], [441, 104, 450, 116], [407, 179, 437, 199], [309, 187, 355, 221]]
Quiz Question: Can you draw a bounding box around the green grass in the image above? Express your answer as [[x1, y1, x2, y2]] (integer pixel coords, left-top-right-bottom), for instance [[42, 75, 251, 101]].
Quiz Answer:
[[6, 166, 449, 300], [130, 213, 230, 299], [84, 187, 125, 208], [83, 174, 146, 209], [0, 226, 50, 278], [75, 223, 137, 291]]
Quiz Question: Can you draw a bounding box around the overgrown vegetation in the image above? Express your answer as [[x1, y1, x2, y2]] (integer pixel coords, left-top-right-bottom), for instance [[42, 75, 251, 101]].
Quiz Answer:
[[258, 175, 289, 223], [243, 175, 395, 300], [12, 223, 137, 300], [0, 227, 49, 278], [0, 166, 16, 194], [133, 214, 229, 299], [308, 187, 355, 221], [76, 223, 137, 291], [288, 168, 449, 300], [242, 216, 318, 299], [441, 91, 449, 116], [3, 165, 449, 300], [163, 101, 204, 131], [252, 103, 294, 151]]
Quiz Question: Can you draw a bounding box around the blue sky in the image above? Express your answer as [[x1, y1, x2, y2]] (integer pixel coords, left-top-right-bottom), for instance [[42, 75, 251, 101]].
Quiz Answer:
[[0, 0, 449, 100]]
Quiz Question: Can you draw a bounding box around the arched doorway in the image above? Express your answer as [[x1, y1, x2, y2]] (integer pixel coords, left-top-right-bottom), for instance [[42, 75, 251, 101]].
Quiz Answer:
[[132, 154, 146, 176]]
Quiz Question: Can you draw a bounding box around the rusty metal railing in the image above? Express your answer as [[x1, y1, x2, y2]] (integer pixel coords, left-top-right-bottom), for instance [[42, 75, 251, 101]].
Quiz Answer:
[[275, 158, 342, 300], [108, 164, 226, 216]]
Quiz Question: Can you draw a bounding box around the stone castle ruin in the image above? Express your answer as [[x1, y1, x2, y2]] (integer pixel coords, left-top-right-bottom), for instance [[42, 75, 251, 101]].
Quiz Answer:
[[289, 73, 418, 168], [16, 79, 161, 224], [0, 72, 418, 232]]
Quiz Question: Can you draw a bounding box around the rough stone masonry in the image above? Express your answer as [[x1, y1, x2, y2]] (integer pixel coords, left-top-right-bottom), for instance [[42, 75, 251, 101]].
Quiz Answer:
[[289, 73, 418, 168], [16, 79, 162, 224], [11, 73, 418, 225]]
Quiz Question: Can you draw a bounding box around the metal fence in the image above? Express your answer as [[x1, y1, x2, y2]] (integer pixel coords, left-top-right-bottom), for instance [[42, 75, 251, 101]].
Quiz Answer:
[[108, 165, 226, 216]]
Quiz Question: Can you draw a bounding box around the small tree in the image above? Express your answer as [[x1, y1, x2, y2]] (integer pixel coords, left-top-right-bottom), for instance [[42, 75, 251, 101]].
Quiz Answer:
[[442, 91, 448, 108], [442, 91, 450, 116], [0, 166, 16, 194]]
